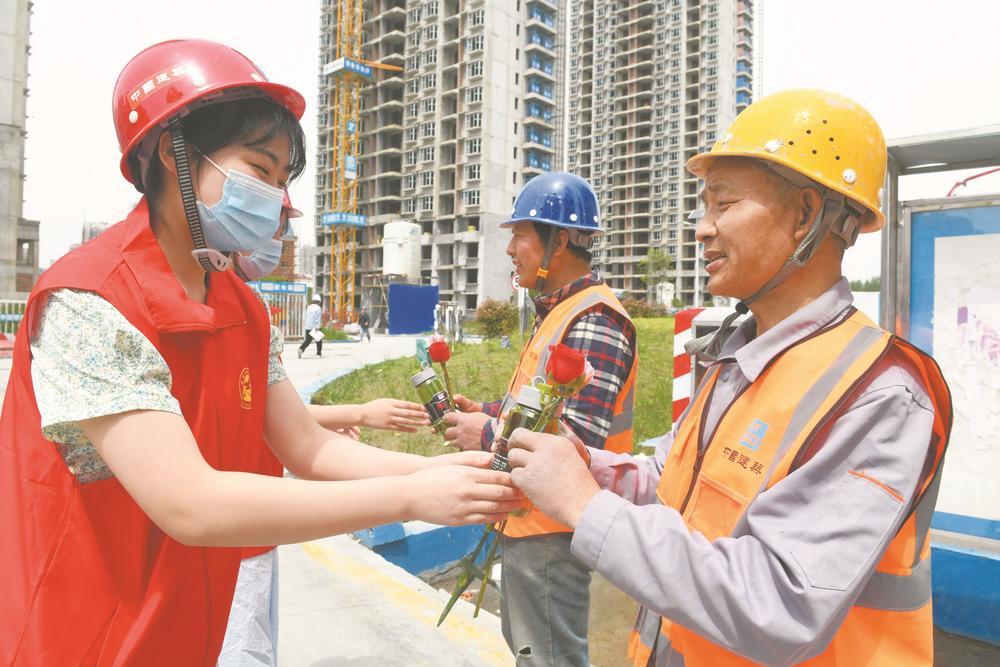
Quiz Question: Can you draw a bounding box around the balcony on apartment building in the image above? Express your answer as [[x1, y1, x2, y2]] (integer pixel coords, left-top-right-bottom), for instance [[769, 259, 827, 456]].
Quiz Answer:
[[526, 53, 556, 81], [526, 4, 557, 34], [525, 29, 556, 55], [524, 101, 555, 127]]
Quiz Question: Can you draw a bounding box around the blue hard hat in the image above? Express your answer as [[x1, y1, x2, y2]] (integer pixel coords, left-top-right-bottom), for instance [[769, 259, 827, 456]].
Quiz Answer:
[[501, 172, 601, 234]]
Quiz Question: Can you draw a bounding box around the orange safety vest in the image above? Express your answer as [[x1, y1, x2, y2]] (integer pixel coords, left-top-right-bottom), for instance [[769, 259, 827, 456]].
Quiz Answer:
[[0, 200, 277, 665], [502, 282, 637, 539], [629, 309, 951, 666]]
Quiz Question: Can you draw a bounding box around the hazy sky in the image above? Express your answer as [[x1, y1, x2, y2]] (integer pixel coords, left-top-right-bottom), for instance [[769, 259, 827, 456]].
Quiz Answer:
[[22, 0, 1000, 280]]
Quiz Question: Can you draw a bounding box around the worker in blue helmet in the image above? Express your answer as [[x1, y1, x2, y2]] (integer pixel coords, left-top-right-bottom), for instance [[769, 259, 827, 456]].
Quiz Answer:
[[442, 172, 639, 665]]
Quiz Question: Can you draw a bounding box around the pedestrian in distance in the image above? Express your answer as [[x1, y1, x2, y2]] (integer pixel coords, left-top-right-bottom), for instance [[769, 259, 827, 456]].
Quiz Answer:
[[505, 90, 952, 667], [359, 309, 372, 342], [299, 294, 323, 358], [0, 38, 523, 667], [443, 172, 638, 666]]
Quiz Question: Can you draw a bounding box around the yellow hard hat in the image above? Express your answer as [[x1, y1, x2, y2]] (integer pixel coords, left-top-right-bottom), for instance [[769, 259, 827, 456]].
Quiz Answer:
[[687, 89, 886, 232]]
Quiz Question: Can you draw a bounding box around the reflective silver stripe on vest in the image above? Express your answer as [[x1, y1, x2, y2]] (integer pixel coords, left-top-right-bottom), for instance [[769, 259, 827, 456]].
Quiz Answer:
[[758, 325, 886, 492], [912, 469, 942, 567], [609, 383, 635, 436], [855, 554, 932, 611]]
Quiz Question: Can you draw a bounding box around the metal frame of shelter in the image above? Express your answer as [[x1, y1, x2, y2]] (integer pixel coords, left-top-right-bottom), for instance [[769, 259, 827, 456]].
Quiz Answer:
[[881, 124, 1000, 331]]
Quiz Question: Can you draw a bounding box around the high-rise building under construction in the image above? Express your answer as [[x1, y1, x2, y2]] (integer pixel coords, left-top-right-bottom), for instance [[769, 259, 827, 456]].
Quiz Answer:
[[316, 0, 566, 317], [568, 0, 753, 305]]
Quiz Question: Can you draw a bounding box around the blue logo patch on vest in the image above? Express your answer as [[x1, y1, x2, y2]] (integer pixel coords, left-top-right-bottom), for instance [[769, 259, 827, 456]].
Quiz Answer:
[[739, 419, 768, 451]]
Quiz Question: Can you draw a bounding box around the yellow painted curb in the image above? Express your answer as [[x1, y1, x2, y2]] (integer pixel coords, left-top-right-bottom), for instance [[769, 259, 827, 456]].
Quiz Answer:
[[301, 540, 510, 666]]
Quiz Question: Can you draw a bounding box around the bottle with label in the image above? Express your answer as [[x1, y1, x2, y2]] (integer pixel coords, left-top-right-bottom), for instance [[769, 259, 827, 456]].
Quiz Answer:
[[410, 367, 453, 437], [491, 385, 545, 473]]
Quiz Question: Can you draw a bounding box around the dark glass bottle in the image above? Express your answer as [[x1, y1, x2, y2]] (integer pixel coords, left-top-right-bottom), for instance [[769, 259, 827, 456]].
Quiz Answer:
[[491, 385, 544, 473]]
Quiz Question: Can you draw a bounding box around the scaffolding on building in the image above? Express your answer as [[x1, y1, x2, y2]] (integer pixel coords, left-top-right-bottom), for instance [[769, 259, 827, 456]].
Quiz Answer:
[[323, 0, 402, 323]]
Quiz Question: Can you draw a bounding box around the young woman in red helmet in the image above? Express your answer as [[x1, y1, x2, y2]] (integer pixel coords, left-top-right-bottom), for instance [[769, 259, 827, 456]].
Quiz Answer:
[[0, 39, 521, 666]]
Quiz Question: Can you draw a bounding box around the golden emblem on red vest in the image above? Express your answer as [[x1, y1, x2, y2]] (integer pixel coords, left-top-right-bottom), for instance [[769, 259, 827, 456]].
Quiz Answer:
[[239, 368, 252, 410]]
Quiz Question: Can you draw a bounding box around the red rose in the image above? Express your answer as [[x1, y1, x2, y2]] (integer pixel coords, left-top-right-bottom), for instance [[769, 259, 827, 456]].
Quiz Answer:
[[546, 343, 586, 385], [429, 338, 452, 363]]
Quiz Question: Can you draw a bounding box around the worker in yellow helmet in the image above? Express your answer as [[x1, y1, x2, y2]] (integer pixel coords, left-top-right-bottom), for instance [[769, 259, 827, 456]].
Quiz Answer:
[[504, 90, 953, 666]]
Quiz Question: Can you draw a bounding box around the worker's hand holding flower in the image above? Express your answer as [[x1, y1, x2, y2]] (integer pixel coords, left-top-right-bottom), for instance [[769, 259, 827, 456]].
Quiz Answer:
[[506, 428, 600, 528]]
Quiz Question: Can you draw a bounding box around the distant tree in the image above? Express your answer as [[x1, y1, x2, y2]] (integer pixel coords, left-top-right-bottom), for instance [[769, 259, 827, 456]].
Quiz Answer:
[[849, 276, 881, 292], [475, 299, 518, 338], [637, 247, 675, 302]]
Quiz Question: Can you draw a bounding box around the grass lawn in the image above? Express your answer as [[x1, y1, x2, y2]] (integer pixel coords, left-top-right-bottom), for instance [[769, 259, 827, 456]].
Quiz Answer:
[[312, 317, 675, 454]]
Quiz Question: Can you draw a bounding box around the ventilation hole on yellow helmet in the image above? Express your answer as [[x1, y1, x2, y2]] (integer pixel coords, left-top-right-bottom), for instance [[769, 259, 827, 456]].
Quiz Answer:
[[788, 140, 795, 146], [812, 149, 818, 155], [835, 155, 841, 161], [806, 129, 812, 135], [829, 137, 834, 142], [822, 119, 829, 124]]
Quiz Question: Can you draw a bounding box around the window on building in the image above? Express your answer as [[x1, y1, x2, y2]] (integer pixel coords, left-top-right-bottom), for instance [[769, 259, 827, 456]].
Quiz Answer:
[[423, 97, 436, 113], [406, 55, 419, 70], [424, 25, 438, 40], [422, 49, 437, 66], [470, 9, 485, 26], [463, 190, 480, 206], [406, 126, 418, 142], [420, 146, 435, 161], [466, 60, 483, 78], [466, 163, 481, 180], [466, 35, 484, 52], [466, 86, 483, 103], [465, 138, 482, 155], [421, 170, 435, 186], [407, 102, 419, 118], [425, 1, 439, 17], [422, 73, 437, 88], [408, 33, 421, 48], [404, 198, 416, 213], [466, 111, 482, 128], [408, 78, 420, 94], [420, 195, 434, 211], [406, 151, 417, 166], [421, 121, 435, 138], [404, 174, 417, 189]]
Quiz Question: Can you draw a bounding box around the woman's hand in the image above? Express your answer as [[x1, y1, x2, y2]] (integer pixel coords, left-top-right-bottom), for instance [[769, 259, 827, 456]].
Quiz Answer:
[[404, 465, 526, 526], [360, 398, 431, 432]]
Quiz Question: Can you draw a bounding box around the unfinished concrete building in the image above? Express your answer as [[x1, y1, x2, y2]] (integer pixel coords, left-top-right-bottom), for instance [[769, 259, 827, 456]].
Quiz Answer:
[[316, 0, 566, 316], [1, 0, 35, 294], [568, 0, 753, 305]]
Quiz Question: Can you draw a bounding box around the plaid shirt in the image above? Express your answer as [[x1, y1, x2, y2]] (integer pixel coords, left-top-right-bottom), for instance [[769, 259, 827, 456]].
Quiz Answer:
[[481, 270, 636, 450]]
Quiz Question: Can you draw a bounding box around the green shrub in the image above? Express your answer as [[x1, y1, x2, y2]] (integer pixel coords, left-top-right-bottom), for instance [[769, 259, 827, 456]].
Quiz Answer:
[[621, 298, 669, 318], [475, 298, 519, 338]]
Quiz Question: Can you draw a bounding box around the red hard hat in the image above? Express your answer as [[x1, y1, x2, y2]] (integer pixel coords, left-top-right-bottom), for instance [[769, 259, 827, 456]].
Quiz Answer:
[[113, 39, 306, 185]]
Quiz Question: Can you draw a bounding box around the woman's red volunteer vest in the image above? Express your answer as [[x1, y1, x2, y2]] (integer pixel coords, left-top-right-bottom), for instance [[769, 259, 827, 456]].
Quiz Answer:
[[629, 309, 952, 666], [0, 200, 279, 666], [502, 282, 638, 539]]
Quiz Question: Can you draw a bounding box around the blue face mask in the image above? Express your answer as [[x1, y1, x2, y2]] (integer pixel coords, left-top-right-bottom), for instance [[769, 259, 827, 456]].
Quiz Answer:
[[196, 154, 283, 253], [235, 239, 283, 280]]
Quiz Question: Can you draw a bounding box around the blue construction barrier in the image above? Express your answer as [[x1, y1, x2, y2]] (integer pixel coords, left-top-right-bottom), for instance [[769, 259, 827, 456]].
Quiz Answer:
[[388, 284, 439, 335]]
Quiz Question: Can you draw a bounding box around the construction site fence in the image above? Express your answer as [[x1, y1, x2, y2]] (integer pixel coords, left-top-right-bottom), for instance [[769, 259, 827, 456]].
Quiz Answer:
[[0, 298, 27, 336], [255, 291, 308, 341]]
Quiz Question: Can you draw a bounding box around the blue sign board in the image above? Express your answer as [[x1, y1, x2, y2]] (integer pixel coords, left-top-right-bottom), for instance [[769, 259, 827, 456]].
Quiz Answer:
[[247, 281, 308, 294], [346, 120, 357, 134], [344, 155, 358, 181], [321, 212, 367, 227], [322, 57, 373, 80]]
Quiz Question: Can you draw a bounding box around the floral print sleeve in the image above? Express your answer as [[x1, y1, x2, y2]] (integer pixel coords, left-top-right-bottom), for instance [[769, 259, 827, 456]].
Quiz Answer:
[[29, 289, 181, 483]]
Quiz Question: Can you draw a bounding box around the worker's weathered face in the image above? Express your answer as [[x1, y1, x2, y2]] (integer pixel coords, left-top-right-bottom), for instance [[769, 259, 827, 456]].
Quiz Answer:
[[696, 158, 802, 300], [506, 221, 545, 290]]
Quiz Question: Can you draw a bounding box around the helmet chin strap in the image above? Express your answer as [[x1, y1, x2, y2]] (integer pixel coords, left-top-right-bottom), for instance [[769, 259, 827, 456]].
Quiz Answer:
[[168, 117, 231, 273], [533, 227, 561, 294], [685, 189, 859, 362]]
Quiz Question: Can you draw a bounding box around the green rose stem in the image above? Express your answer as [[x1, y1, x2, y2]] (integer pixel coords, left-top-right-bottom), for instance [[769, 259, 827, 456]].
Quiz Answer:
[[472, 521, 506, 617], [437, 527, 492, 626], [439, 361, 457, 411]]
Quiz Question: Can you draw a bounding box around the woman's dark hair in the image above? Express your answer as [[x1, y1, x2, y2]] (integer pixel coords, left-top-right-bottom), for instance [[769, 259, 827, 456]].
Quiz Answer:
[[532, 221, 593, 264], [139, 95, 306, 201]]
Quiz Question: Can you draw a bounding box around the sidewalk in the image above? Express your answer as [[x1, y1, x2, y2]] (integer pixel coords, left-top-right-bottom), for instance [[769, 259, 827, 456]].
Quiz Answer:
[[278, 333, 511, 666]]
